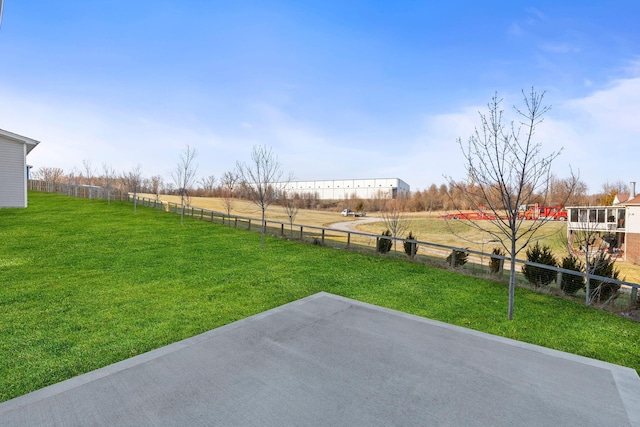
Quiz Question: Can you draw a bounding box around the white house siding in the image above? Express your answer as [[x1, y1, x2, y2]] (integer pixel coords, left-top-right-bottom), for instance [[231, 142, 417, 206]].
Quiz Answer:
[[627, 205, 640, 233], [0, 139, 27, 208], [0, 129, 39, 208], [283, 178, 410, 200]]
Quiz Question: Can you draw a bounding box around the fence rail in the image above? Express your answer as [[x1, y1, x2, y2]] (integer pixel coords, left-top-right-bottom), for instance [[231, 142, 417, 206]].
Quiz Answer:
[[129, 195, 640, 312], [28, 181, 640, 314], [29, 180, 129, 201]]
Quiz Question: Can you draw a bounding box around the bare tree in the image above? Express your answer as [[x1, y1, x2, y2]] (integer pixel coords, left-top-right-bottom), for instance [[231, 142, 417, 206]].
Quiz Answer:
[[236, 145, 284, 249], [121, 165, 143, 213], [102, 163, 117, 205], [33, 166, 65, 185], [200, 175, 216, 197], [447, 89, 577, 320], [82, 160, 96, 199], [281, 189, 299, 239], [220, 170, 239, 223], [380, 196, 412, 256], [599, 180, 629, 206], [150, 175, 163, 200], [171, 145, 198, 225]]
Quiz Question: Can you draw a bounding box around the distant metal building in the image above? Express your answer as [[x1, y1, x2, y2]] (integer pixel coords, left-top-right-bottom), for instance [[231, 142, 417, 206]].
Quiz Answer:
[[283, 178, 410, 200], [0, 129, 40, 208]]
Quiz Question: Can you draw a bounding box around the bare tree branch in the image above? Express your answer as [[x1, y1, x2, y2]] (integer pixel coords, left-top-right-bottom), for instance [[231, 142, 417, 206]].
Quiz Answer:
[[236, 145, 285, 249], [446, 88, 578, 320], [171, 145, 198, 225]]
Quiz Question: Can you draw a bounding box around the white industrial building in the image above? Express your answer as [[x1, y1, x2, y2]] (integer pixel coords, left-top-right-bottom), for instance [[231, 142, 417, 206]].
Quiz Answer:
[[0, 129, 40, 208], [283, 178, 410, 200]]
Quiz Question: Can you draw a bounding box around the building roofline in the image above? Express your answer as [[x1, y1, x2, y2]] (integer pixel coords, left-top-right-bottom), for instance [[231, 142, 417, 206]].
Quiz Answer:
[[0, 128, 40, 154]]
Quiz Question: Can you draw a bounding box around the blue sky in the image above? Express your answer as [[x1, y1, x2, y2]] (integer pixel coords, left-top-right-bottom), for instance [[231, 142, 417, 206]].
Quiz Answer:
[[1, 1, 639, 193]]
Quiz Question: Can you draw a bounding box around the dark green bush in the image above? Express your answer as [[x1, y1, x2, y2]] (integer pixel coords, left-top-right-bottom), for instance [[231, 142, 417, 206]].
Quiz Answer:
[[588, 253, 621, 303], [489, 247, 504, 274], [522, 242, 557, 287], [403, 231, 418, 258], [446, 250, 468, 267], [377, 230, 393, 254], [559, 255, 584, 295]]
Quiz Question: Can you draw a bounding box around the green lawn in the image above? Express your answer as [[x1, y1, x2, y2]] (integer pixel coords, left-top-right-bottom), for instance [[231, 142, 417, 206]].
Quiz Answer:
[[1, 192, 639, 403]]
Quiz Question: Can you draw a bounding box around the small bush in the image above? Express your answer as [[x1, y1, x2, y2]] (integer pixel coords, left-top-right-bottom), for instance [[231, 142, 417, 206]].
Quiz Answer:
[[403, 231, 418, 258], [522, 242, 557, 287], [377, 230, 392, 254], [588, 253, 621, 303], [446, 250, 468, 267], [559, 255, 584, 295], [489, 247, 504, 274]]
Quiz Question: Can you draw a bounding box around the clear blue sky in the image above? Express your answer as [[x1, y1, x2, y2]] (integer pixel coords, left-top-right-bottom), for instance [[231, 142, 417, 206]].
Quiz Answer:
[[2, 1, 639, 193]]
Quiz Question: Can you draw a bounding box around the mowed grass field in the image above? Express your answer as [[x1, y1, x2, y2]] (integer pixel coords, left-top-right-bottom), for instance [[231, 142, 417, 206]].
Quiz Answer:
[[1, 192, 639, 403], [152, 194, 640, 283]]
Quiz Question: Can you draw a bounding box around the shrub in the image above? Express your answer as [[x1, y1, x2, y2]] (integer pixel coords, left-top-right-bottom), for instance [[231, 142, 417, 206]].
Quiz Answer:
[[559, 255, 584, 295], [588, 253, 621, 303], [522, 242, 557, 287], [489, 247, 504, 274], [377, 230, 392, 254], [446, 249, 468, 267], [403, 231, 418, 258]]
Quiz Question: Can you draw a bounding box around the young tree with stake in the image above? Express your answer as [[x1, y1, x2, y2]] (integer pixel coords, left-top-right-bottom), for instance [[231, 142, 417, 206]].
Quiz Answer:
[[171, 145, 198, 225], [236, 145, 285, 249], [447, 88, 577, 320]]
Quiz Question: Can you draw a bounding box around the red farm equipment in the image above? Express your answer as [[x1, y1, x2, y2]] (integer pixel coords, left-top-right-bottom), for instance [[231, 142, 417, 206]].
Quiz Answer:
[[439, 206, 498, 220], [518, 204, 567, 221]]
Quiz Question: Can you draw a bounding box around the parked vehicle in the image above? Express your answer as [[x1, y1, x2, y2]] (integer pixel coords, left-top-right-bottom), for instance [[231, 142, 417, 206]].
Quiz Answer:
[[341, 209, 366, 217]]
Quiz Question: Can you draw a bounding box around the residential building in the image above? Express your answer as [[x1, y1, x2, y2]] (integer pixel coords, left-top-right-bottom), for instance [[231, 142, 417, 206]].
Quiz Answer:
[[0, 129, 40, 208], [567, 182, 640, 264]]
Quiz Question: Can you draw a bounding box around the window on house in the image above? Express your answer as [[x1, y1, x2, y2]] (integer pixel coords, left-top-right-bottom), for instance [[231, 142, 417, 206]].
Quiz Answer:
[[578, 209, 587, 222], [570, 209, 578, 222]]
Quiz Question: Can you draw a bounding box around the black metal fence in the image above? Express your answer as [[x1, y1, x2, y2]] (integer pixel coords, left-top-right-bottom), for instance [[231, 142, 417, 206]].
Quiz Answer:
[[131, 195, 640, 313], [27, 180, 640, 314]]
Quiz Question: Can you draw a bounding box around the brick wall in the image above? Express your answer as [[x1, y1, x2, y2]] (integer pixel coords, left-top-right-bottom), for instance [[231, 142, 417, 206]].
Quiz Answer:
[[627, 232, 640, 265]]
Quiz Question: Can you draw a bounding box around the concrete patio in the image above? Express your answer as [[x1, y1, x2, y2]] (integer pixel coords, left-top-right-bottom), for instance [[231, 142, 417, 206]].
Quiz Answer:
[[1, 292, 639, 426]]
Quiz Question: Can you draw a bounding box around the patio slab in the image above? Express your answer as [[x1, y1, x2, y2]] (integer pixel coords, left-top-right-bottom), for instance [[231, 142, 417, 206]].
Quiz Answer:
[[1, 292, 639, 426]]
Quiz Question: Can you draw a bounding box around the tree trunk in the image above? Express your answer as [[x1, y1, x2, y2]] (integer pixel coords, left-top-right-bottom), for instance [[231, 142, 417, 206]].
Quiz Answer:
[[508, 238, 517, 320], [261, 208, 266, 249]]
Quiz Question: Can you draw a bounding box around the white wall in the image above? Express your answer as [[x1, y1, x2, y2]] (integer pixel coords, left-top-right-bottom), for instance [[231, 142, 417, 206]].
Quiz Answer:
[[283, 178, 410, 200], [627, 205, 640, 234], [0, 138, 27, 208]]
